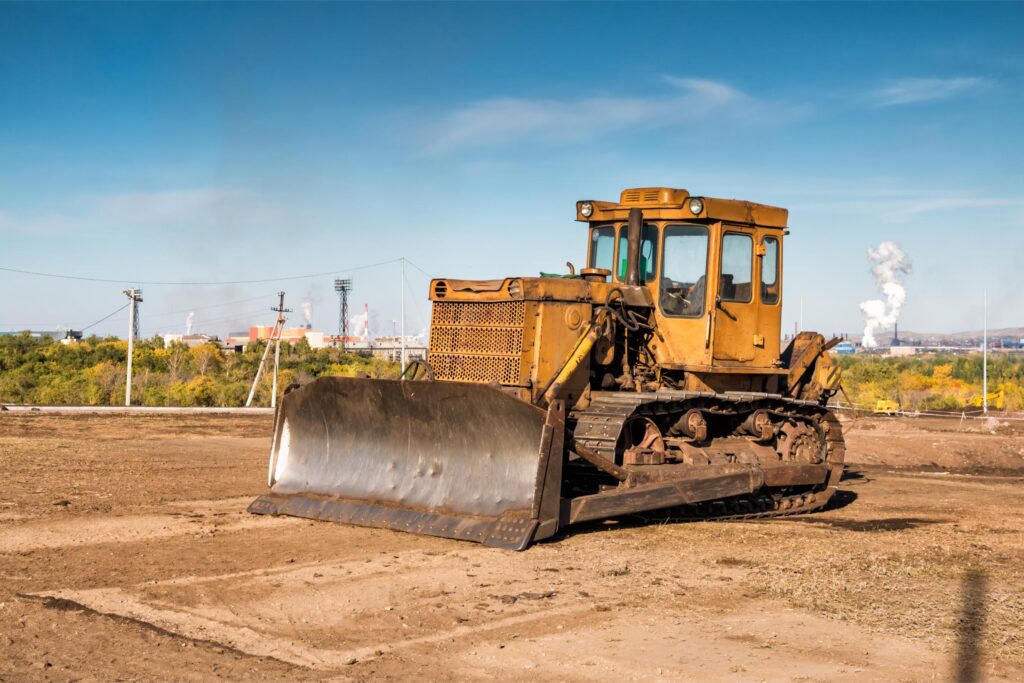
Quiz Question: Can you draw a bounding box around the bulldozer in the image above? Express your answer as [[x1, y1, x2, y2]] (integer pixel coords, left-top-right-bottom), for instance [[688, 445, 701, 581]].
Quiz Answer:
[[250, 186, 846, 550]]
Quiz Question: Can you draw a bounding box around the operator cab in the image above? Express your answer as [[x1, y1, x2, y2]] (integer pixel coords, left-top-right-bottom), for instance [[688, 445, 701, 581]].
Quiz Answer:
[[579, 188, 787, 376]]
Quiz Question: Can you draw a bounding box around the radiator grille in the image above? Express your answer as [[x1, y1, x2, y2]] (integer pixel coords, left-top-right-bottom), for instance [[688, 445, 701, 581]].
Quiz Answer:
[[428, 301, 526, 385], [431, 301, 525, 327], [430, 326, 523, 356]]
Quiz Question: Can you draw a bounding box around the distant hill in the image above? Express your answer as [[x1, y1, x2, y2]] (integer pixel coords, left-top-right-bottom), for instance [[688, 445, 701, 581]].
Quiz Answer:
[[892, 327, 1024, 340], [842, 327, 1024, 343]]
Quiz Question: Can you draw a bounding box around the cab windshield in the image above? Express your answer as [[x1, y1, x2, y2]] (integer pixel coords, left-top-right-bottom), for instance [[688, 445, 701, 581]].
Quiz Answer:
[[660, 224, 709, 317]]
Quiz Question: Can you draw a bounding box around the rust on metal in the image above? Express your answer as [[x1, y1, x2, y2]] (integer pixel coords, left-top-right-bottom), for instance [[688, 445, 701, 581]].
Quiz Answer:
[[250, 378, 564, 549], [250, 184, 848, 549], [569, 440, 631, 483]]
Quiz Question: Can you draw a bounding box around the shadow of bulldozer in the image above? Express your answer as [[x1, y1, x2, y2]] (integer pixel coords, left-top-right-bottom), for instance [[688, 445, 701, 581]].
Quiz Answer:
[[954, 569, 988, 683]]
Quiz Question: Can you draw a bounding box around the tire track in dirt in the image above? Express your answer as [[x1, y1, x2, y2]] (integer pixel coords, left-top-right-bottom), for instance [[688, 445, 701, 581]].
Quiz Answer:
[[27, 548, 591, 670], [28, 586, 586, 669], [0, 499, 300, 553]]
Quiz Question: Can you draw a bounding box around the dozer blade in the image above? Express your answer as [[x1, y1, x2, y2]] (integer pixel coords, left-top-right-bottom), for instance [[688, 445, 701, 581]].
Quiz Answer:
[[248, 378, 565, 550]]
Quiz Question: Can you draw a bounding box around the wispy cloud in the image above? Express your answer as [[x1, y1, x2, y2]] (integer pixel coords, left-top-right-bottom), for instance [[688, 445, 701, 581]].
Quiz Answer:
[[869, 77, 993, 107], [420, 77, 808, 154], [96, 188, 286, 229], [0, 187, 287, 236], [882, 195, 1020, 220], [797, 189, 1023, 223]]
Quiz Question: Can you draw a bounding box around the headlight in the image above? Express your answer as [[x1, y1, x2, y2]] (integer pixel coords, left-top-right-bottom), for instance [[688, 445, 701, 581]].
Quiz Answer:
[[507, 279, 523, 298], [688, 197, 704, 215], [580, 202, 594, 218]]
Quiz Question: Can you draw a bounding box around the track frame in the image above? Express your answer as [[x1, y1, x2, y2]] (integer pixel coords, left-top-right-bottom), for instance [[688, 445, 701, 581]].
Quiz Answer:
[[565, 390, 845, 525]]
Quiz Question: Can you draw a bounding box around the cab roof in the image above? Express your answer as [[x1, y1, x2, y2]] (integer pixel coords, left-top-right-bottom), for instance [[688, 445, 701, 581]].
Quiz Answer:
[[576, 187, 788, 228]]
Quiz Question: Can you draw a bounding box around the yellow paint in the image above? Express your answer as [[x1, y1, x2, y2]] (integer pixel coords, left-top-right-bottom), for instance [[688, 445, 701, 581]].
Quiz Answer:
[[424, 186, 838, 406]]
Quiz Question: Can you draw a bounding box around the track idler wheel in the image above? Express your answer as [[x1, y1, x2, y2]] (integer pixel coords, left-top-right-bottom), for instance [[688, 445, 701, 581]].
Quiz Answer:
[[777, 420, 823, 464], [622, 417, 667, 465]]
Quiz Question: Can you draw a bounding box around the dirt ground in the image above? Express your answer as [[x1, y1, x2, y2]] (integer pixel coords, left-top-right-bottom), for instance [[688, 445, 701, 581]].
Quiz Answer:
[[1, 412, 1022, 682]]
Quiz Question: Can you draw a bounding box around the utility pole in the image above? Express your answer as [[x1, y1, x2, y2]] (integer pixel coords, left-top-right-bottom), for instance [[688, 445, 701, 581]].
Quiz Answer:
[[270, 291, 291, 409], [983, 289, 988, 414], [123, 288, 143, 406], [246, 291, 290, 408], [400, 257, 407, 376]]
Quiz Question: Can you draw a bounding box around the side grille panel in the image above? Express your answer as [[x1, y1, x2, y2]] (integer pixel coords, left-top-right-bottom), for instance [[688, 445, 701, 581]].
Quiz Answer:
[[429, 302, 528, 385], [431, 301, 525, 327], [430, 326, 523, 357]]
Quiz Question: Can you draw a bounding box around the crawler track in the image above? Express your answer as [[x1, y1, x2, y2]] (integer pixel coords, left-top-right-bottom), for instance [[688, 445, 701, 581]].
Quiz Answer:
[[570, 390, 846, 521]]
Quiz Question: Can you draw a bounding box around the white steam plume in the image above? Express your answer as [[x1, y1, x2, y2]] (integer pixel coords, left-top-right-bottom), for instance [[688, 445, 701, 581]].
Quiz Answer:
[[301, 301, 313, 326], [186, 312, 194, 335], [350, 307, 373, 338], [859, 241, 912, 348]]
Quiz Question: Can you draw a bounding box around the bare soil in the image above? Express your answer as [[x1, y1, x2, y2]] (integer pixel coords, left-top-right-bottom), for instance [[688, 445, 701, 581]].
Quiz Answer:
[[1, 412, 1021, 682]]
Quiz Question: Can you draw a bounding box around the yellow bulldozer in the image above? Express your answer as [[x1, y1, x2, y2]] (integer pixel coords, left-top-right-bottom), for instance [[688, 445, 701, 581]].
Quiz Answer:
[[250, 187, 846, 549]]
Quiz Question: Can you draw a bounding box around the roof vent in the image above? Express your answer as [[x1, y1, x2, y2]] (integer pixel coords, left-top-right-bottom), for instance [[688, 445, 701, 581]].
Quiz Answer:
[[619, 187, 687, 205]]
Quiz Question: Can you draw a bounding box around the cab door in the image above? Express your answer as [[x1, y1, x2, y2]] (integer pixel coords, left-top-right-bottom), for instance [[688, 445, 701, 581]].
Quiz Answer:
[[754, 232, 783, 366], [712, 229, 758, 362]]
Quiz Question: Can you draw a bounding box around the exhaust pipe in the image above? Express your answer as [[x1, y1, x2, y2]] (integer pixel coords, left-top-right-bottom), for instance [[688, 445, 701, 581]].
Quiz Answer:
[[625, 208, 642, 286]]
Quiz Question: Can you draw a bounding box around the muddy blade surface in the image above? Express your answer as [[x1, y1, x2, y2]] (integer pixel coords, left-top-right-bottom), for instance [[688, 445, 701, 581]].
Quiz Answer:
[[248, 378, 551, 550]]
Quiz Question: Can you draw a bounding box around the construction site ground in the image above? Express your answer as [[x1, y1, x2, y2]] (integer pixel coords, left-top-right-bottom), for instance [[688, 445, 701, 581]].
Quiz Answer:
[[1, 412, 1022, 682]]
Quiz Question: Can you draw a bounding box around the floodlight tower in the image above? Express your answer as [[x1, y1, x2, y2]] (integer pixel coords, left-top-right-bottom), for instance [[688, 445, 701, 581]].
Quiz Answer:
[[334, 278, 352, 351]]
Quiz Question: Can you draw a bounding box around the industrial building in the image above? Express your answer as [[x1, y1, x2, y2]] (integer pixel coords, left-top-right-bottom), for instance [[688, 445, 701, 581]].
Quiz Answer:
[[161, 333, 221, 349], [343, 336, 427, 363], [211, 324, 427, 362], [0, 329, 83, 343]]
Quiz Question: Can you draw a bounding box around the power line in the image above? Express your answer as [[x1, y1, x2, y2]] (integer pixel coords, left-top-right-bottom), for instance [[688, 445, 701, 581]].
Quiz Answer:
[[0, 258, 403, 286], [142, 295, 278, 320], [405, 259, 434, 280], [138, 308, 271, 336], [40, 296, 280, 331], [5, 259, 436, 335], [194, 307, 271, 323], [81, 303, 130, 332], [402, 273, 429, 333]]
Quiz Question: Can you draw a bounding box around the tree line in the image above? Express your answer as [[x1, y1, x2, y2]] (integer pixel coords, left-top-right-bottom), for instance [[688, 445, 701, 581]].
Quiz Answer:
[[0, 333, 400, 407], [836, 353, 1024, 412], [2, 333, 1022, 410]]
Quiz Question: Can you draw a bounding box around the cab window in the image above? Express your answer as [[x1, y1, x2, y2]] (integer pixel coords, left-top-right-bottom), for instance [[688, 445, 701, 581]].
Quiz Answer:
[[761, 237, 780, 305], [589, 226, 615, 271], [720, 233, 753, 303], [659, 225, 708, 317], [616, 224, 658, 283]]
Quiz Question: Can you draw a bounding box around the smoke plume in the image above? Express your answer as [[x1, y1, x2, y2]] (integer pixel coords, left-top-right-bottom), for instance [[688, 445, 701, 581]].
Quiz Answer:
[[349, 307, 374, 338], [859, 241, 912, 348], [301, 301, 313, 326], [186, 311, 194, 335]]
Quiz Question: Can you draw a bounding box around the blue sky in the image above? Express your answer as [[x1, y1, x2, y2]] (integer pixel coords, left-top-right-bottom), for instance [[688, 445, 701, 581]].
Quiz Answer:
[[1, 2, 1022, 339]]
